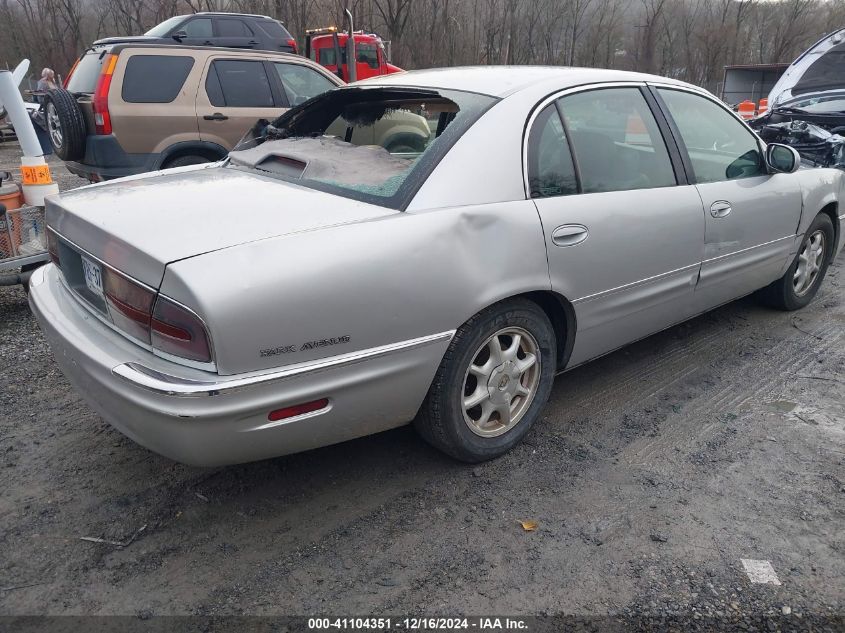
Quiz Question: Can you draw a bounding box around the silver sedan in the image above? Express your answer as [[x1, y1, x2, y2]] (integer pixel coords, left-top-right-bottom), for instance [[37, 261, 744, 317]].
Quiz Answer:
[[29, 67, 845, 466]]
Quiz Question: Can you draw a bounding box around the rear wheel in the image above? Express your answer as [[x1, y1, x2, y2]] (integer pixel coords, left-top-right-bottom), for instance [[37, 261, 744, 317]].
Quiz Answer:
[[759, 212, 834, 310], [415, 299, 556, 462], [43, 89, 86, 161]]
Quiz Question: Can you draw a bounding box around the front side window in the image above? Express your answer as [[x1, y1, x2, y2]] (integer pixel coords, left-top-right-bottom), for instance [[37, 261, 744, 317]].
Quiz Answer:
[[527, 104, 577, 198], [657, 88, 765, 183], [122, 55, 194, 103], [558, 87, 676, 194], [274, 63, 336, 106], [207, 60, 274, 108], [228, 87, 496, 208], [182, 18, 212, 38]]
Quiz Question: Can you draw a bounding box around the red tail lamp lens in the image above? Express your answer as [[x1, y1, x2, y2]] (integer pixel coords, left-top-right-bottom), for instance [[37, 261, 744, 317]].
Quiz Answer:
[[93, 54, 117, 135], [103, 269, 155, 343], [287, 38, 298, 53], [268, 399, 329, 422], [151, 296, 212, 364]]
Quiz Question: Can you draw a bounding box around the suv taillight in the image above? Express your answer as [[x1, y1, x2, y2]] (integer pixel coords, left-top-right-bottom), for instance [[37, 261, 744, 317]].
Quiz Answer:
[[287, 38, 298, 54], [93, 54, 117, 135]]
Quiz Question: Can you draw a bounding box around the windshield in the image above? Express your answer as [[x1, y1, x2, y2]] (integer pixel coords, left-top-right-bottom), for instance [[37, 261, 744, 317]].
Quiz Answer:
[[144, 16, 186, 37], [784, 94, 845, 113], [228, 87, 497, 208]]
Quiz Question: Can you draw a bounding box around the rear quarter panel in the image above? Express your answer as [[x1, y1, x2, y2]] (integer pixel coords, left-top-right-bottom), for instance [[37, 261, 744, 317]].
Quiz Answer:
[[109, 48, 203, 155], [793, 167, 843, 260], [160, 200, 550, 376]]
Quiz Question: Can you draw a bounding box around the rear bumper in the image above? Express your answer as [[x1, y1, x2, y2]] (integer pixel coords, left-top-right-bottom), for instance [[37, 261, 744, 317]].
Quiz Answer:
[[65, 135, 159, 181], [29, 264, 451, 466]]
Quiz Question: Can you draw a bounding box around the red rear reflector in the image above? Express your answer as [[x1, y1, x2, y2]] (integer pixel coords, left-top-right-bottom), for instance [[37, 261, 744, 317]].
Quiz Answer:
[[268, 398, 329, 421]]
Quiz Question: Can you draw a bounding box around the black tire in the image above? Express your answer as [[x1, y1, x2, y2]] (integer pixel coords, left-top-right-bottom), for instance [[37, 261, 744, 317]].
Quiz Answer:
[[43, 89, 86, 162], [415, 298, 556, 462], [759, 213, 835, 311], [162, 154, 213, 169]]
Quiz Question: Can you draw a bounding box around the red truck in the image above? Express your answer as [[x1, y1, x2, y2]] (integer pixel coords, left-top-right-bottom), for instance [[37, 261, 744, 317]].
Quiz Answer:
[[304, 11, 401, 82]]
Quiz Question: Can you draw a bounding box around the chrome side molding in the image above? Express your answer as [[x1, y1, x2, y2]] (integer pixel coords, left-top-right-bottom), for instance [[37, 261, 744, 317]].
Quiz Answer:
[[112, 330, 455, 397]]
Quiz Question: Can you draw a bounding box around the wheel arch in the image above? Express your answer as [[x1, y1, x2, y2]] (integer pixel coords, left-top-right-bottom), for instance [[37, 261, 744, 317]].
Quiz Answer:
[[157, 141, 228, 169], [818, 201, 839, 263], [462, 290, 577, 372]]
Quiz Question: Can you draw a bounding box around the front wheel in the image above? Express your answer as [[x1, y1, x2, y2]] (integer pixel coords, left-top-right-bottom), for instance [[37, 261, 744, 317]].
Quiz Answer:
[[415, 299, 556, 462], [759, 213, 835, 311]]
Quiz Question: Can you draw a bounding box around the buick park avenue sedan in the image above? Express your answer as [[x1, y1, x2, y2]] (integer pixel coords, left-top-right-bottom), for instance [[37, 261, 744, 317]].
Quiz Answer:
[[30, 67, 844, 466]]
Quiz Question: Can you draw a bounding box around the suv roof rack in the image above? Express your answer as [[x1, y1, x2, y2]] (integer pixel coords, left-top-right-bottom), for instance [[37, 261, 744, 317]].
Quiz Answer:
[[193, 11, 274, 20]]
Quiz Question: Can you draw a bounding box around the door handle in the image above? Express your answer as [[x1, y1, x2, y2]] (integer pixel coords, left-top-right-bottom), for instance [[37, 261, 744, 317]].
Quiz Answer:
[[551, 224, 589, 247], [247, 40, 259, 46], [710, 201, 732, 218], [203, 113, 229, 121]]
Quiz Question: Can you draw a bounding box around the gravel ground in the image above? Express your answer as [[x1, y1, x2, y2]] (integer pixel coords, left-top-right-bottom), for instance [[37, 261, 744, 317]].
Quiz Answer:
[[0, 141, 843, 631]]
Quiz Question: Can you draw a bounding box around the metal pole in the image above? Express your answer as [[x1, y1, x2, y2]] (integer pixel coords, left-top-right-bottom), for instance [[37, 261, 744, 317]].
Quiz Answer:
[[345, 9, 357, 83]]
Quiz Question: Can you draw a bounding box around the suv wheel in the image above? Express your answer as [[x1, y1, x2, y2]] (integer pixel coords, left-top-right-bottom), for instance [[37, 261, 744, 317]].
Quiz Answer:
[[44, 89, 86, 162]]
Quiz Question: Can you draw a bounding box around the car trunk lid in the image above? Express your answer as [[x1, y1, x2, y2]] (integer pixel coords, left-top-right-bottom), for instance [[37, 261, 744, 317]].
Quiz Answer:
[[47, 165, 396, 288]]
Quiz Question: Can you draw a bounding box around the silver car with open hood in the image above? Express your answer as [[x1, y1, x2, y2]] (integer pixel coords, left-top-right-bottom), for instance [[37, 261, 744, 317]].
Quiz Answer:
[[29, 67, 845, 466]]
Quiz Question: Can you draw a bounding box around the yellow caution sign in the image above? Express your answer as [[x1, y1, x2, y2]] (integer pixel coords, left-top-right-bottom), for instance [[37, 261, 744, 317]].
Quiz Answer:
[[20, 164, 53, 186]]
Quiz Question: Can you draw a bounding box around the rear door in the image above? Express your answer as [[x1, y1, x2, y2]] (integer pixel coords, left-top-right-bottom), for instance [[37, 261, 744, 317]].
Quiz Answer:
[[652, 86, 802, 310], [196, 57, 283, 150], [529, 85, 705, 367]]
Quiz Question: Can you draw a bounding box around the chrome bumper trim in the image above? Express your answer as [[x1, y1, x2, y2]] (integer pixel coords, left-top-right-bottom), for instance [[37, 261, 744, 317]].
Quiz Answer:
[[112, 330, 455, 397]]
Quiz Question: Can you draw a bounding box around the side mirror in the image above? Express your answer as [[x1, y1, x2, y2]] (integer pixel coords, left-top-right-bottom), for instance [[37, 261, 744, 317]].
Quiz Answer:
[[171, 30, 187, 42], [766, 143, 801, 174]]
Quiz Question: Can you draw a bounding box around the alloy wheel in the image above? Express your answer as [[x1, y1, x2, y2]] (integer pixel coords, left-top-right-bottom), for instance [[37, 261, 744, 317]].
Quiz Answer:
[[793, 229, 826, 296], [46, 102, 63, 149], [462, 327, 541, 438]]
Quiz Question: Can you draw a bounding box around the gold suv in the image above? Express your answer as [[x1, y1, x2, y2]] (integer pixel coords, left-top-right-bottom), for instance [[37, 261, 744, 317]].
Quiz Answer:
[[46, 43, 342, 181]]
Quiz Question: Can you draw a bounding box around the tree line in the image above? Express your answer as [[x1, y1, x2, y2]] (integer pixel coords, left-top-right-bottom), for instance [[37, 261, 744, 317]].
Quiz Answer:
[[2, 0, 844, 95]]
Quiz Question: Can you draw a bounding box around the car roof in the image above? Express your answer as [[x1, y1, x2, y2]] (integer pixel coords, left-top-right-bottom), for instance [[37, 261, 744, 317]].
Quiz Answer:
[[358, 66, 693, 98], [102, 42, 299, 60]]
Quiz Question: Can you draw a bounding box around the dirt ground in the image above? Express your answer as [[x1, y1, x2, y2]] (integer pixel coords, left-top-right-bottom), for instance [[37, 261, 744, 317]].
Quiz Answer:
[[0, 141, 843, 629]]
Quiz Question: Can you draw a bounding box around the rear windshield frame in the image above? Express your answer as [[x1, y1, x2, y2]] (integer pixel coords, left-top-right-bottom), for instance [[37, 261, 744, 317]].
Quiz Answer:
[[228, 86, 498, 211]]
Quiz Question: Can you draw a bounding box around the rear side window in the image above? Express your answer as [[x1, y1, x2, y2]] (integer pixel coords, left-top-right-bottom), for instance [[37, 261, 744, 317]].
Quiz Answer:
[[121, 55, 194, 103], [274, 64, 336, 106], [527, 104, 577, 198], [217, 19, 252, 37], [207, 60, 274, 107], [65, 49, 110, 93], [558, 88, 676, 194], [256, 20, 292, 40]]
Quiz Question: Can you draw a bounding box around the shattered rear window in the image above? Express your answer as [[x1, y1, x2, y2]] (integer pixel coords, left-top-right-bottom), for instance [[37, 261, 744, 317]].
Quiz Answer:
[[228, 87, 497, 208]]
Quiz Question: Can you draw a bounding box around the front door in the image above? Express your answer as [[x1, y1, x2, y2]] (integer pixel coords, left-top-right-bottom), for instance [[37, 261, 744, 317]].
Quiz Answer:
[[654, 87, 803, 310], [529, 87, 706, 367], [197, 58, 284, 150]]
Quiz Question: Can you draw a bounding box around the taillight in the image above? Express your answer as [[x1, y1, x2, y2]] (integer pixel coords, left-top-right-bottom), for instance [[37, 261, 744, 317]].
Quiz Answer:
[[151, 296, 212, 364], [47, 230, 61, 268], [98, 265, 212, 365], [93, 54, 117, 135], [287, 38, 298, 53], [103, 269, 155, 343]]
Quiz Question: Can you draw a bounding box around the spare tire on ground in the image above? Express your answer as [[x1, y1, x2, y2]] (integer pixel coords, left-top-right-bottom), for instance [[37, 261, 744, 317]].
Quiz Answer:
[[43, 89, 87, 161]]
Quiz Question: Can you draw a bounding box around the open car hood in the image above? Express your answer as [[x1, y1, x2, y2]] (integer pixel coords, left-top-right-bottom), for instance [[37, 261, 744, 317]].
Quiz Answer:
[[769, 28, 845, 107]]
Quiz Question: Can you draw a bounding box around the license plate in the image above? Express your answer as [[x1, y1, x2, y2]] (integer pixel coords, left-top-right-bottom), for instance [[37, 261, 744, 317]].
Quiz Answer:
[[81, 256, 104, 298]]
